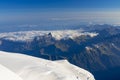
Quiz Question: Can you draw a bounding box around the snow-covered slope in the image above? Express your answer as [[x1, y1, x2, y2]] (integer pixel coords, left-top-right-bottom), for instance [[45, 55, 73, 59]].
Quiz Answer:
[[0, 64, 23, 80], [0, 30, 98, 41], [0, 51, 95, 80]]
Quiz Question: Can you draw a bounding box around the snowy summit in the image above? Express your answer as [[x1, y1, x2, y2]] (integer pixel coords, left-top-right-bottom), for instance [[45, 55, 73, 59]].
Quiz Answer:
[[0, 51, 95, 80]]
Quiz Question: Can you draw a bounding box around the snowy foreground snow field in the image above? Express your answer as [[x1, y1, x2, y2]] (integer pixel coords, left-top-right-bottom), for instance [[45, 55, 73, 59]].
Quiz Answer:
[[0, 51, 95, 80]]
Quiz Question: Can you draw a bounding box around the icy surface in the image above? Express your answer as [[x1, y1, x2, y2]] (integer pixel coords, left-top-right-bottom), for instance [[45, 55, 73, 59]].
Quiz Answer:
[[0, 30, 98, 41], [0, 51, 95, 80]]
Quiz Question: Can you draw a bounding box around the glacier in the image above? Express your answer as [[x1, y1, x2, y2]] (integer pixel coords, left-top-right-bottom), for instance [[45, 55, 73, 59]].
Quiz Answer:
[[0, 51, 95, 80]]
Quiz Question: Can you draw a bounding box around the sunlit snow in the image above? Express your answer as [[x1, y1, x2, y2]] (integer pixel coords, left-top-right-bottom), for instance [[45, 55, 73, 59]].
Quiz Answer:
[[0, 30, 98, 41], [0, 51, 95, 80]]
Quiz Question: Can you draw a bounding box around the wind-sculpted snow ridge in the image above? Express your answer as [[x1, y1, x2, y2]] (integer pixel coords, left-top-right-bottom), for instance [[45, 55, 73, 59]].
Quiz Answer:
[[0, 30, 98, 41], [0, 51, 95, 80]]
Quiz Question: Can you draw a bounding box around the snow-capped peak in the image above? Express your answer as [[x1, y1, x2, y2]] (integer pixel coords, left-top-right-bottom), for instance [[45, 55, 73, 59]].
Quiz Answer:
[[0, 51, 95, 80]]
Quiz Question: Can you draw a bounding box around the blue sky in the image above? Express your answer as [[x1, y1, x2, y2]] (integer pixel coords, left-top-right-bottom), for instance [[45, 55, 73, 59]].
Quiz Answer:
[[0, 0, 120, 9], [0, 0, 120, 26]]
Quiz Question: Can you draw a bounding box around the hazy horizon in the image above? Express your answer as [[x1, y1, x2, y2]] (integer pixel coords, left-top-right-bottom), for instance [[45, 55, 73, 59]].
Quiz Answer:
[[0, 0, 120, 26]]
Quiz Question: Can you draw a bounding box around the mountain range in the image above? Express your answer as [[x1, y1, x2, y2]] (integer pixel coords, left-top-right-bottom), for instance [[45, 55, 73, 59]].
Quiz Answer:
[[0, 24, 120, 80]]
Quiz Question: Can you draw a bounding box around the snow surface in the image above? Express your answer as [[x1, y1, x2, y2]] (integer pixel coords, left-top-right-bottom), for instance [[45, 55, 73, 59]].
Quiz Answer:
[[0, 51, 95, 80], [85, 46, 93, 51], [0, 64, 23, 80], [0, 30, 98, 41]]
